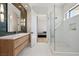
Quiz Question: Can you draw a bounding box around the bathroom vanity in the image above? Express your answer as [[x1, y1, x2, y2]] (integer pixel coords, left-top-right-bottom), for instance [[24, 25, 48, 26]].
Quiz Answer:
[[0, 33, 30, 56]]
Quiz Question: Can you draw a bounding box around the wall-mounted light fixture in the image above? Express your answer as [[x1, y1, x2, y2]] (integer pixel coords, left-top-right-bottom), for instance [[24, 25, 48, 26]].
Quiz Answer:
[[0, 4, 4, 22], [0, 4, 4, 12]]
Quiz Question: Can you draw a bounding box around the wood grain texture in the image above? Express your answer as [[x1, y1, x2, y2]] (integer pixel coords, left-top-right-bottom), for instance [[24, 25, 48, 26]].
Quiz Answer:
[[14, 35, 29, 48], [0, 34, 30, 56], [14, 40, 29, 56], [0, 40, 14, 56]]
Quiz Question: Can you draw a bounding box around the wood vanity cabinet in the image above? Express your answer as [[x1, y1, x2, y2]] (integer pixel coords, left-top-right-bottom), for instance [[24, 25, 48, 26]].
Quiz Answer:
[[0, 33, 30, 56]]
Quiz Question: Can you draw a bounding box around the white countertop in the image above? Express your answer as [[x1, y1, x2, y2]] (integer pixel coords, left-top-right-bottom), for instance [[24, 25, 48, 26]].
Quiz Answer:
[[0, 33, 30, 40]]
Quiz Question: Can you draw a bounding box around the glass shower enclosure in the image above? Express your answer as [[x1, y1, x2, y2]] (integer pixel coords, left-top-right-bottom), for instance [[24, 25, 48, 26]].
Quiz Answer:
[[49, 3, 79, 55]]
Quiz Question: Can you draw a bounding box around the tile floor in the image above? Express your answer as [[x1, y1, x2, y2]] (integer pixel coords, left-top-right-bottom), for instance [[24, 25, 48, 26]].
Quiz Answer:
[[17, 42, 79, 56], [18, 43, 52, 56]]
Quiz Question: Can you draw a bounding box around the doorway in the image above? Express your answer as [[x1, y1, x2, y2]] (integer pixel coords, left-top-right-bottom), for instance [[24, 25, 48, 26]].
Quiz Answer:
[[37, 15, 48, 43]]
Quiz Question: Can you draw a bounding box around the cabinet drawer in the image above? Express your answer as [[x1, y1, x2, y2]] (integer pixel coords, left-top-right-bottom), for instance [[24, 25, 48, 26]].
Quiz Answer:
[[14, 35, 29, 48], [14, 40, 29, 55]]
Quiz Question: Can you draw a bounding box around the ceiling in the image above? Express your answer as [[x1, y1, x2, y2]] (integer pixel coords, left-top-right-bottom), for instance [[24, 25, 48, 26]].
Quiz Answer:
[[29, 3, 64, 14], [29, 3, 51, 14]]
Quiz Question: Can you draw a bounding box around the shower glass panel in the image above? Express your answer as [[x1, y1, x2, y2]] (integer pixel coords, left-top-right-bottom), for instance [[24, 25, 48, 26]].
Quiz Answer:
[[51, 3, 79, 54], [48, 4, 55, 50], [54, 4, 70, 52]]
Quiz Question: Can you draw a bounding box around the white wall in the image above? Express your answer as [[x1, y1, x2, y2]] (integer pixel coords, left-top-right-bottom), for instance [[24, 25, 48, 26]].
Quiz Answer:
[[37, 15, 47, 33], [8, 4, 21, 32], [31, 10, 37, 47], [66, 15, 79, 52], [27, 6, 31, 33]]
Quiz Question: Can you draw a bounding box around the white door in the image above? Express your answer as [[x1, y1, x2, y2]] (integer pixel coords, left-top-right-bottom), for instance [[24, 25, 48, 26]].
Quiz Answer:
[[31, 13, 37, 47]]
